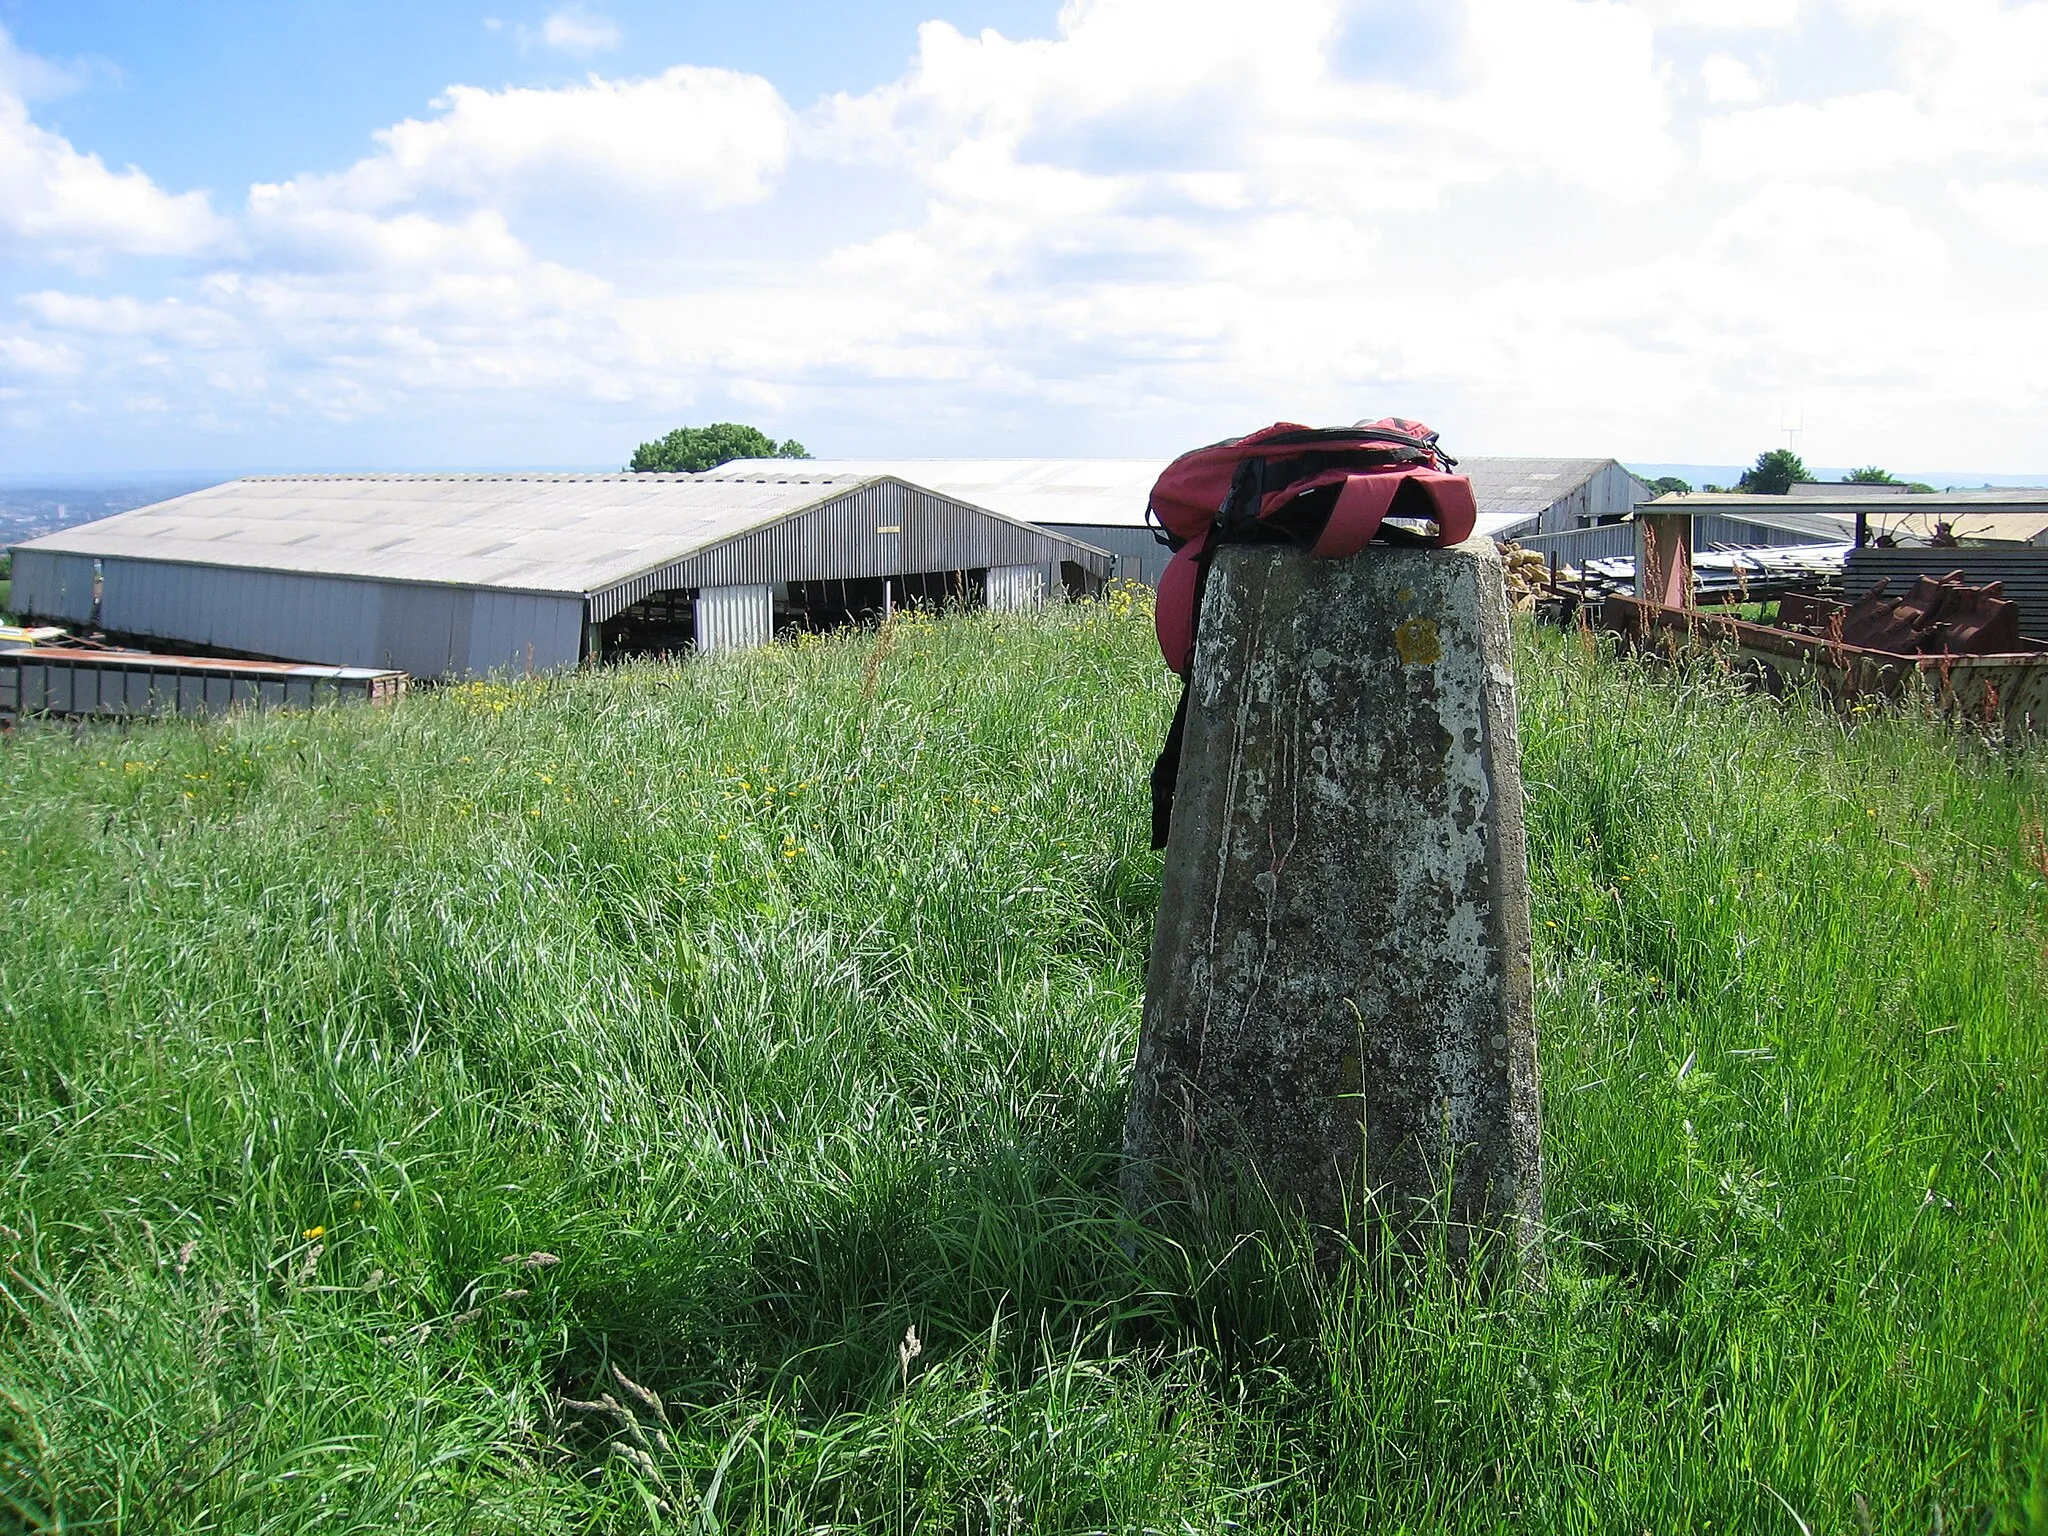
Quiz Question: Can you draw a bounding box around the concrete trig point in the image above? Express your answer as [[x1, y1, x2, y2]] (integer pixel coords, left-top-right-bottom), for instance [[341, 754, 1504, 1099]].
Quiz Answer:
[[1123, 536, 1542, 1266]]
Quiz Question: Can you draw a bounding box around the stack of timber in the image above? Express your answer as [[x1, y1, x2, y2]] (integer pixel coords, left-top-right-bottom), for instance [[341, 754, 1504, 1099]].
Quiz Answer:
[[1601, 574, 2048, 734]]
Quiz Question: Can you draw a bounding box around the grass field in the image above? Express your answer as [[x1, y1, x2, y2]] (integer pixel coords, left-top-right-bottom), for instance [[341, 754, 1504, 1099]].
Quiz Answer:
[[2, 601, 2045, 1533]]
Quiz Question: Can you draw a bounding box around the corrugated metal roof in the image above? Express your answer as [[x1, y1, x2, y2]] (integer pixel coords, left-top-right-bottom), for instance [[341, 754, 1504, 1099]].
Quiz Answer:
[[8, 472, 1097, 597], [1674, 507, 1857, 542], [1642, 492, 2048, 547], [718, 454, 1637, 537], [1460, 458, 1621, 519], [717, 458, 1170, 531], [1644, 490, 2048, 513]]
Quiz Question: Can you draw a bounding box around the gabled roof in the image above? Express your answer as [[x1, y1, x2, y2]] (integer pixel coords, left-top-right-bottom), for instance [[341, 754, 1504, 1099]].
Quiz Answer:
[[12, 471, 1103, 597], [1461, 458, 1635, 519], [716, 458, 1168, 531]]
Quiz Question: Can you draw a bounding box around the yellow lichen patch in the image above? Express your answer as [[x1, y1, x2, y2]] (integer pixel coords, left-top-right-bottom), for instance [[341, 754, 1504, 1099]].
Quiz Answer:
[[1393, 616, 1441, 667]]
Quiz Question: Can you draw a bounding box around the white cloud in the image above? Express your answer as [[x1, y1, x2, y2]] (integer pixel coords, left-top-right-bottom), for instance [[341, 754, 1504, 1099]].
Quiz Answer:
[[1700, 54, 1763, 104], [1701, 3, 2048, 179], [1636, 0, 1802, 26], [17, 291, 234, 342], [7, 0, 2048, 469], [1953, 179, 2048, 245], [1701, 90, 1932, 178], [0, 26, 223, 259], [244, 193, 535, 273], [0, 331, 80, 380], [289, 66, 793, 214], [541, 8, 622, 53]]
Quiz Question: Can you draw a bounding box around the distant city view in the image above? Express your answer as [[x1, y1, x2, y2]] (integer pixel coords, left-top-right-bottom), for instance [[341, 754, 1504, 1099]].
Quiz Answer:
[[0, 479, 219, 544]]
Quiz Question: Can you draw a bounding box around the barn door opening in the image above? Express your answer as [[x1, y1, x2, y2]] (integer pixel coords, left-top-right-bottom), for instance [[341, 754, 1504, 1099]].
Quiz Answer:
[[779, 570, 986, 633]]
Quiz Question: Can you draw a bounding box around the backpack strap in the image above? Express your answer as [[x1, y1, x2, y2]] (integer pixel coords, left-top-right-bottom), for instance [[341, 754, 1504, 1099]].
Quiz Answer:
[[1312, 470, 1479, 558], [1146, 432, 1476, 850]]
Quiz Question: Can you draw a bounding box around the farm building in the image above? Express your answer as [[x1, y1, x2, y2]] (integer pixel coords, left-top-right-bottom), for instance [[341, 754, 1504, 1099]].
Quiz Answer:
[[1461, 457, 1654, 539], [716, 453, 1655, 584], [716, 459, 1176, 581], [7, 472, 1112, 679]]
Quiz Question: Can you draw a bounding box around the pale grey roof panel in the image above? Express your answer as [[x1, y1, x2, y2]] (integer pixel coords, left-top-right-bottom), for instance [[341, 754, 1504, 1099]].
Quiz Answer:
[[718, 458, 1171, 531], [12, 473, 894, 596], [739, 455, 1644, 536], [1460, 458, 1619, 517]]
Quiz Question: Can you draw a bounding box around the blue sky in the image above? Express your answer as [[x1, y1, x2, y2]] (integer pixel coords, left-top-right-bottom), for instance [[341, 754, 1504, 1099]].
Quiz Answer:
[[2, 0, 2047, 475]]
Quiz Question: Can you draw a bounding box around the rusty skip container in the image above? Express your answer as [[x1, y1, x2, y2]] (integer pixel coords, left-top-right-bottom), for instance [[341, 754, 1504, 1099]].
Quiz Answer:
[[1600, 594, 2048, 734]]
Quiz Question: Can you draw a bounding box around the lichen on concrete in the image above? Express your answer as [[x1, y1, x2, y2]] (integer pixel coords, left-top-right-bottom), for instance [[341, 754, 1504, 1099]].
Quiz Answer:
[[1123, 538, 1542, 1265]]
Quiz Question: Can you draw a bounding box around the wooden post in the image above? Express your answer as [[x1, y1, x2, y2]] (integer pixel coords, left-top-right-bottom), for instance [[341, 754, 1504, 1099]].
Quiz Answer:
[[1123, 538, 1542, 1267]]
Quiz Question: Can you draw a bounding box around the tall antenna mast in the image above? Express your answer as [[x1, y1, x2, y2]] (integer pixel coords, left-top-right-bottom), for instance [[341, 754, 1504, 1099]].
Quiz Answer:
[[1780, 406, 1805, 457]]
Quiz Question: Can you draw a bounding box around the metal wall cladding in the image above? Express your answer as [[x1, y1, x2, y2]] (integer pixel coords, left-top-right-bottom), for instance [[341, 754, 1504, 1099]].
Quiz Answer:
[[986, 565, 1047, 611], [1512, 522, 1639, 564], [587, 481, 1113, 622], [1532, 464, 1653, 536], [1537, 480, 1594, 536], [1849, 548, 2048, 639], [95, 559, 582, 678], [694, 585, 774, 653], [463, 590, 586, 675], [1692, 514, 1846, 551], [10, 551, 98, 623], [1051, 524, 1171, 585]]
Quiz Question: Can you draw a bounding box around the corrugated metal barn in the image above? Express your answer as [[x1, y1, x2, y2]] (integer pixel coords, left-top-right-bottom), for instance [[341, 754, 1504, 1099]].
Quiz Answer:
[[1463, 457, 1654, 538], [726, 452, 1656, 584], [719, 459, 1175, 581], [8, 472, 1113, 679]]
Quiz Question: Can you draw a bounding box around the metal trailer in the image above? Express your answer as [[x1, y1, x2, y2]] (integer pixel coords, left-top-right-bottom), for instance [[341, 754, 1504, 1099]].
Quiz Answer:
[[8, 473, 1113, 679], [1600, 594, 2048, 736], [2, 646, 406, 722]]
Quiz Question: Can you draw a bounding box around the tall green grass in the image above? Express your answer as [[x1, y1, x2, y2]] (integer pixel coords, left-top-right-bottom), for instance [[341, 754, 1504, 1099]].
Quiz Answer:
[[1, 605, 2044, 1533]]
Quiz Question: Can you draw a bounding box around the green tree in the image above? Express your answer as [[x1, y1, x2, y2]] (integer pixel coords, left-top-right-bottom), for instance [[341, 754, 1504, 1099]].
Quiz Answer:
[[1843, 466, 1935, 492], [1651, 475, 1692, 496], [1735, 449, 1812, 495], [628, 423, 809, 474]]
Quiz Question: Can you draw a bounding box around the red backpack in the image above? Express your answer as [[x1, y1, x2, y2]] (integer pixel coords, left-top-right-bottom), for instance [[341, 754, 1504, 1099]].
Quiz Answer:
[[1146, 420, 1478, 847]]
